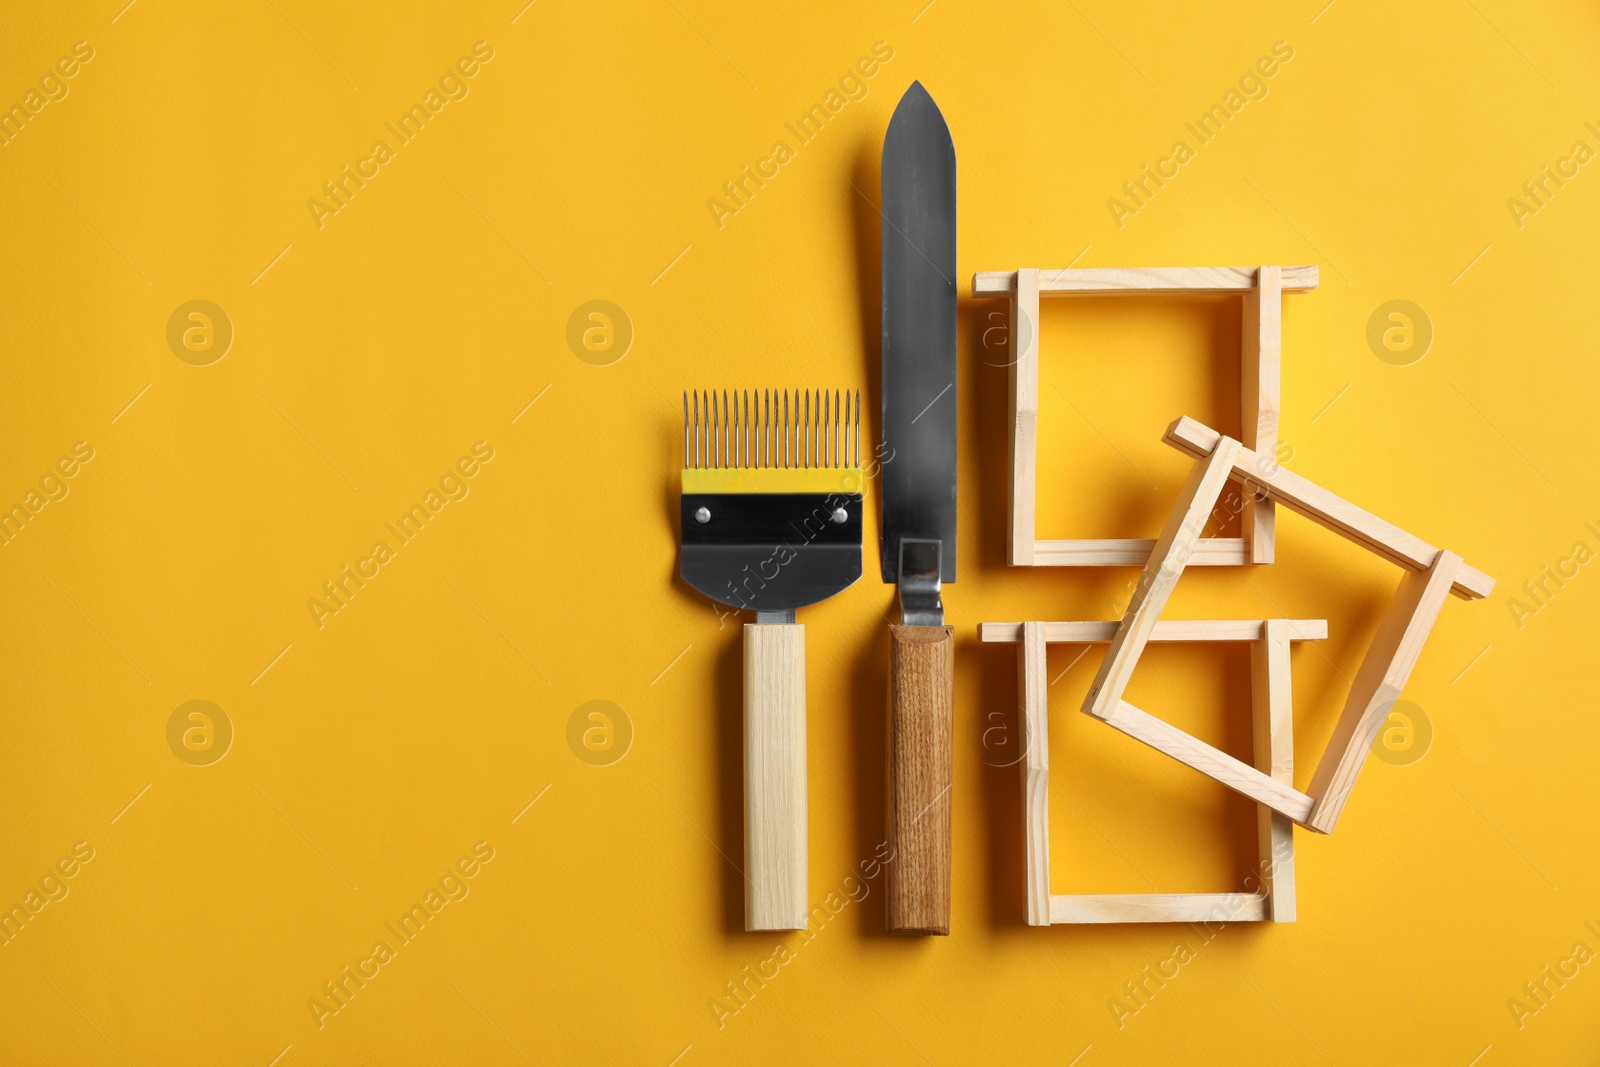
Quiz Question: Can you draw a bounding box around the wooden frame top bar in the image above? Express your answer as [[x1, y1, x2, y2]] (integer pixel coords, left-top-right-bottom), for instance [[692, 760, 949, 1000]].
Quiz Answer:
[[979, 619, 1328, 643], [1163, 416, 1495, 600], [972, 266, 1320, 297]]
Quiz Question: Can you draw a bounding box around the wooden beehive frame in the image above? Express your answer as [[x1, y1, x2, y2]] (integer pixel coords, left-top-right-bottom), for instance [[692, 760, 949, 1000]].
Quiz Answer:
[[1081, 417, 1495, 835], [973, 265, 1318, 568], [980, 618, 1322, 925]]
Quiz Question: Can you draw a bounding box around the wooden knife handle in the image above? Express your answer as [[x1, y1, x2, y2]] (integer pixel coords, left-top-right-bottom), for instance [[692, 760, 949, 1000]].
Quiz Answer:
[[886, 624, 954, 935], [743, 623, 808, 931]]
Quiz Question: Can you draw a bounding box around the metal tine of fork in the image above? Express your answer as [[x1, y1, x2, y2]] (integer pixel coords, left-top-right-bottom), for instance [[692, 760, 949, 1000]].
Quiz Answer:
[[854, 389, 860, 467], [801, 390, 809, 469], [844, 389, 851, 469], [832, 389, 840, 468], [832, 389, 839, 467], [840, 389, 848, 470], [815, 389, 822, 468], [822, 388, 830, 468], [744, 389, 751, 468]]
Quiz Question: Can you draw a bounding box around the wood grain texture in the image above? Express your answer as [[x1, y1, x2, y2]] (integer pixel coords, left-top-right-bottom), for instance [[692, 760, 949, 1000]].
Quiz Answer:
[[1081, 437, 1241, 719], [1008, 268, 1040, 566], [886, 624, 955, 935], [1100, 700, 1317, 825], [1031, 536, 1249, 567], [1164, 417, 1495, 599], [743, 623, 808, 931], [979, 619, 1328, 644], [1019, 622, 1050, 926], [972, 265, 1320, 296], [1305, 551, 1462, 833], [1049, 892, 1268, 924], [1253, 619, 1296, 921], [1242, 266, 1281, 564]]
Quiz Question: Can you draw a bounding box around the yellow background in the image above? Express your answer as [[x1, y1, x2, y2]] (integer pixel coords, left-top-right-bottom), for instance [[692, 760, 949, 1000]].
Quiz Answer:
[[1, 0, 1595, 1063]]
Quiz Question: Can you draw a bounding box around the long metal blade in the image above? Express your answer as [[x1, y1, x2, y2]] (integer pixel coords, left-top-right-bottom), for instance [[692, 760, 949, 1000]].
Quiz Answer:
[[880, 80, 957, 585]]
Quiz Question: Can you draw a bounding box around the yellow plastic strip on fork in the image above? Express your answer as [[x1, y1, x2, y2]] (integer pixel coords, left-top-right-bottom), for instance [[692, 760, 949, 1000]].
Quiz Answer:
[[681, 467, 865, 495]]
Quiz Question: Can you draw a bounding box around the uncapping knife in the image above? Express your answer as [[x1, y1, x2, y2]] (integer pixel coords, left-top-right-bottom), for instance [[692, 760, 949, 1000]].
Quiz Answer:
[[879, 81, 957, 936]]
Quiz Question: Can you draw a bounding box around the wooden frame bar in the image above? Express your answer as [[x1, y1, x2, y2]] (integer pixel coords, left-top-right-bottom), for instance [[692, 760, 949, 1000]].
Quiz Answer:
[[996, 618, 1322, 925], [1083, 423, 1495, 835], [1242, 266, 1281, 564], [1253, 620, 1296, 919], [973, 266, 1321, 296], [1163, 416, 1493, 599], [979, 265, 1317, 569]]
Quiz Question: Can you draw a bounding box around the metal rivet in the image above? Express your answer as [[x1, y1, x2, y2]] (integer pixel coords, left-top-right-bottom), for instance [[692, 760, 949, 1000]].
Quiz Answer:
[[695, 506, 711, 524], [831, 507, 847, 524]]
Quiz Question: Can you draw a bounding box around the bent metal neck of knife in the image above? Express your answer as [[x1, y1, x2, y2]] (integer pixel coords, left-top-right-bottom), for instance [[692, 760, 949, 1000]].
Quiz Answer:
[[896, 538, 945, 626]]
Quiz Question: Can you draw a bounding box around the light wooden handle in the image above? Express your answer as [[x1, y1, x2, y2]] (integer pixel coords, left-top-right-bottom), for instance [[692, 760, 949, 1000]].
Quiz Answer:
[[886, 624, 954, 935], [743, 623, 807, 931]]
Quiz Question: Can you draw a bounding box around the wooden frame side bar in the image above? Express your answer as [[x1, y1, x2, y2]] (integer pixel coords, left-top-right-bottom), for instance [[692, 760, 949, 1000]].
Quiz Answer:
[[1242, 266, 1281, 564], [1164, 417, 1494, 600], [1304, 551, 1462, 833], [1008, 269, 1039, 566], [1020, 622, 1051, 926], [973, 266, 1320, 297], [1253, 619, 1296, 921]]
